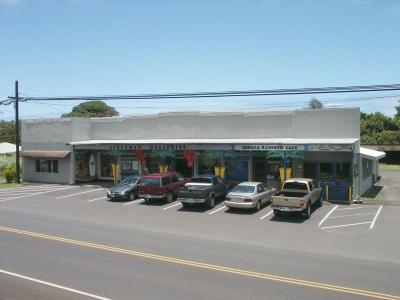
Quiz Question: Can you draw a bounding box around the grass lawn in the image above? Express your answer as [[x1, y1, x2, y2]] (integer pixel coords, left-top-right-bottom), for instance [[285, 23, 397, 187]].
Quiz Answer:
[[0, 182, 18, 189], [379, 163, 400, 170]]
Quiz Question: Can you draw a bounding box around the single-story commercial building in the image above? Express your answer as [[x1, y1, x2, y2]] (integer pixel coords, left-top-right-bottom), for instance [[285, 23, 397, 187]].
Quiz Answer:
[[21, 108, 384, 202]]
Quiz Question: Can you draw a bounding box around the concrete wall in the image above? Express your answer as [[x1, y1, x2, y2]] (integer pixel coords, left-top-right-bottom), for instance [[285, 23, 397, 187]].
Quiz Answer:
[[21, 118, 91, 184], [22, 157, 72, 184], [88, 108, 360, 140]]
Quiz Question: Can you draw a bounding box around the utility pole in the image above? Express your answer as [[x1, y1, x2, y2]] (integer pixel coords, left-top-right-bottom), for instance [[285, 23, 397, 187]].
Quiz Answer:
[[15, 80, 20, 184]]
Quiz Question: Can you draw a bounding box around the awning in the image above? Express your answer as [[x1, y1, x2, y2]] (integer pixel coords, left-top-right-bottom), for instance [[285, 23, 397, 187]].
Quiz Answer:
[[360, 147, 386, 160], [20, 151, 71, 158], [70, 138, 359, 145]]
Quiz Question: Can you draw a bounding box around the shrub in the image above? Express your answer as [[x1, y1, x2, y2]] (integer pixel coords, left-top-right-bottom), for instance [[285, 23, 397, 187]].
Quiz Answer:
[[3, 165, 16, 183]]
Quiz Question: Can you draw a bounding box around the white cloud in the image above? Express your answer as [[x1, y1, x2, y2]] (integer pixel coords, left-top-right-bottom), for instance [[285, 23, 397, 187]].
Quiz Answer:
[[0, 0, 21, 6]]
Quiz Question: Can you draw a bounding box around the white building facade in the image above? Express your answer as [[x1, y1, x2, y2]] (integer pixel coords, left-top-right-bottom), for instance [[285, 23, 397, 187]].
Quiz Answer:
[[21, 108, 384, 202]]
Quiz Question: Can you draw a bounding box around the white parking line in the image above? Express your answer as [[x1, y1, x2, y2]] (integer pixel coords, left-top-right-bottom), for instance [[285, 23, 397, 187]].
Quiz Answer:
[[0, 186, 80, 202], [321, 221, 371, 230], [123, 199, 144, 206], [328, 212, 376, 219], [0, 269, 111, 300], [163, 202, 182, 210], [260, 210, 273, 220], [87, 197, 107, 203], [335, 206, 365, 211], [369, 205, 383, 229], [318, 205, 338, 227], [56, 188, 104, 199], [208, 206, 226, 215], [0, 187, 66, 194]]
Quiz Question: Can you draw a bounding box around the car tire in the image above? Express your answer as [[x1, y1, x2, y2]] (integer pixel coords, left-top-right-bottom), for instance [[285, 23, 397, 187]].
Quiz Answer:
[[255, 200, 261, 211], [166, 192, 173, 203], [301, 202, 311, 219], [128, 191, 135, 201], [207, 194, 215, 209]]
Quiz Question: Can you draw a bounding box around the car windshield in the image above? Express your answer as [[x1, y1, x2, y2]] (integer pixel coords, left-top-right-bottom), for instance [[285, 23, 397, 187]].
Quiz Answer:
[[190, 177, 213, 184], [231, 185, 255, 193], [141, 177, 160, 187], [121, 176, 139, 185]]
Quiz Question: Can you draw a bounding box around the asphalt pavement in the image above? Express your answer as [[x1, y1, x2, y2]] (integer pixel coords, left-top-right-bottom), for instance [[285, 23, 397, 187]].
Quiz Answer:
[[0, 170, 398, 300]]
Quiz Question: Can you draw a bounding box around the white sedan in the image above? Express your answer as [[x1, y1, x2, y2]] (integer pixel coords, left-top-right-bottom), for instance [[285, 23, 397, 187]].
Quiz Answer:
[[224, 182, 277, 211]]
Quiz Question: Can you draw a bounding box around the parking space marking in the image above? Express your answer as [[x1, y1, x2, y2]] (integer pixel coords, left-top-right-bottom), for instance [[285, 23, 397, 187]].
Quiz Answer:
[[0, 187, 67, 194], [0, 186, 81, 202], [321, 221, 372, 230], [123, 199, 144, 206], [87, 197, 107, 203], [260, 210, 273, 220], [335, 207, 365, 211], [56, 188, 104, 199], [0, 269, 111, 300], [328, 212, 376, 219], [208, 206, 226, 215], [369, 205, 383, 229], [318, 205, 338, 227], [163, 203, 182, 210]]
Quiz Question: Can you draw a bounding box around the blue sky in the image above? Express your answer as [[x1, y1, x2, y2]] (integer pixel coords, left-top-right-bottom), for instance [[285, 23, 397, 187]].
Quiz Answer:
[[1, 0, 400, 120]]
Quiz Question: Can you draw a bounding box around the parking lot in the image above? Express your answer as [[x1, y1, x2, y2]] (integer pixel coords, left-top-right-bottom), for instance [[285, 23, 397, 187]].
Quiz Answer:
[[0, 179, 398, 263]]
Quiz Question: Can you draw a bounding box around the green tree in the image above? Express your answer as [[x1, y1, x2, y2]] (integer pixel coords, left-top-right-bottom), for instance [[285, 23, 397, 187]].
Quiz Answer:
[[61, 101, 119, 118], [360, 109, 400, 145], [0, 121, 20, 144], [308, 97, 324, 109], [395, 103, 400, 120]]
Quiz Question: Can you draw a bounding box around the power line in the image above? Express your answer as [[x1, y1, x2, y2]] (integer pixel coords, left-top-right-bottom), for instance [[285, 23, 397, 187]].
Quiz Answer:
[[4, 83, 400, 102]]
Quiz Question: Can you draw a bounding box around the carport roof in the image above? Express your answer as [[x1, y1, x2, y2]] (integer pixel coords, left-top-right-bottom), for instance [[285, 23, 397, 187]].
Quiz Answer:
[[70, 138, 359, 145], [360, 147, 386, 160], [20, 150, 71, 158]]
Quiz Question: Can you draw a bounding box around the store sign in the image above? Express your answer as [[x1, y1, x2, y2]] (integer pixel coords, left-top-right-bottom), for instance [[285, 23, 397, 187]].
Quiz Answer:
[[234, 144, 305, 151], [74, 143, 353, 152]]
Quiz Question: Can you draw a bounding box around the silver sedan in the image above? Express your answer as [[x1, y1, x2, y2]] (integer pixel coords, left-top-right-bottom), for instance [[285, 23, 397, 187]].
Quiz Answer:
[[224, 182, 277, 211]]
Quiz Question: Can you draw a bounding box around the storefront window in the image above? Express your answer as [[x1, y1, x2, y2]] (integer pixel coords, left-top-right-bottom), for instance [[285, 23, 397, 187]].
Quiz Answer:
[[100, 154, 116, 177], [224, 160, 248, 182], [120, 156, 139, 177], [335, 162, 351, 180], [266, 160, 280, 181], [320, 163, 334, 180], [304, 162, 316, 179]]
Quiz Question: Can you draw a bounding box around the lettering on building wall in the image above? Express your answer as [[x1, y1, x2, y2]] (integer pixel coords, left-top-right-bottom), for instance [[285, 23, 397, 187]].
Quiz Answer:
[[109, 144, 186, 150], [236, 145, 303, 151]]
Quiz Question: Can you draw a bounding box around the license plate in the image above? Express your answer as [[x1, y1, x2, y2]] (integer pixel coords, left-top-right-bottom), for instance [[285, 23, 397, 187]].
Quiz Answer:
[[146, 195, 151, 199], [187, 199, 194, 204], [281, 207, 289, 211]]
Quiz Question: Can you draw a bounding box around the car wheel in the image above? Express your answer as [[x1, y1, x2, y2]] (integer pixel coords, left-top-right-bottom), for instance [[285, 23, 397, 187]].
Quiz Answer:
[[301, 202, 311, 219], [166, 192, 173, 203], [255, 200, 261, 211], [128, 191, 135, 201], [207, 194, 215, 209]]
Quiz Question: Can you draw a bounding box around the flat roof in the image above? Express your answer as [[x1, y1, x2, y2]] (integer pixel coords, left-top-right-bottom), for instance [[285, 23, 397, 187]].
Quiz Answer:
[[360, 147, 386, 160], [70, 138, 359, 146]]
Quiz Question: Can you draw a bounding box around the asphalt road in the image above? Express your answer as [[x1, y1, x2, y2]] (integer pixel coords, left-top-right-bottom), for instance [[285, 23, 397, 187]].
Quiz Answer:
[[0, 171, 399, 300]]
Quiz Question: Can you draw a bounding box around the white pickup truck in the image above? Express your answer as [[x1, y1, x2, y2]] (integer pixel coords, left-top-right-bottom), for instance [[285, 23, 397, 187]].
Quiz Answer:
[[271, 178, 323, 219]]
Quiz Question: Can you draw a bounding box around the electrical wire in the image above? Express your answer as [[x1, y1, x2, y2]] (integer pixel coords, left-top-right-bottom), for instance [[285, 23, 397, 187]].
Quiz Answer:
[[8, 83, 400, 102]]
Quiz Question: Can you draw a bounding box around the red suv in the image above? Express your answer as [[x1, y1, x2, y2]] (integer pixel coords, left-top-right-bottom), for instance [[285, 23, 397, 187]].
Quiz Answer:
[[138, 172, 186, 203]]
